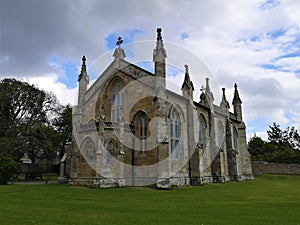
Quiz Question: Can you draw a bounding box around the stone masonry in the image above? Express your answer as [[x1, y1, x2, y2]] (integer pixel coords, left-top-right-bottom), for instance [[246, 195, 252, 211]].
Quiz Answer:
[[65, 28, 254, 188]]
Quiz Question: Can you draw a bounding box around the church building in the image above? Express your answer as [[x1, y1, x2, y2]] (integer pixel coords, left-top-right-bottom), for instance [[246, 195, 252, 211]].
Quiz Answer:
[[68, 28, 253, 188]]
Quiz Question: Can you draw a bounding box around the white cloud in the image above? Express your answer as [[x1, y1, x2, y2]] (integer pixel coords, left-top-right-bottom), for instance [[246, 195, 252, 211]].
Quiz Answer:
[[252, 131, 269, 141], [1, 0, 300, 137], [274, 57, 300, 71], [24, 73, 78, 106]]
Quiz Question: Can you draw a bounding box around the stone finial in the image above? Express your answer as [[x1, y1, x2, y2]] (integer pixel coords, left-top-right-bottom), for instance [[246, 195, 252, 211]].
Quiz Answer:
[[200, 85, 205, 93], [153, 27, 167, 62], [78, 55, 88, 81], [77, 55, 89, 106], [184, 64, 189, 73], [181, 64, 194, 99], [205, 78, 210, 92], [221, 88, 230, 108], [233, 83, 242, 104], [182, 64, 194, 90], [204, 77, 214, 102], [232, 83, 243, 121], [81, 55, 86, 72], [222, 88, 226, 98], [157, 28, 162, 40], [116, 36, 123, 47], [113, 37, 126, 60]]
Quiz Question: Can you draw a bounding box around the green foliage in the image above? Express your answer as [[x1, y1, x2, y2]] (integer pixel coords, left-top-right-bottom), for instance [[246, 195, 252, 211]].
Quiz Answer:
[[262, 142, 299, 163], [0, 78, 69, 165], [267, 122, 283, 144], [22, 125, 58, 163], [0, 137, 17, 159], [267, 122, 300, 150], [248, 123, 300, 163], [0, 78, 57, 137], [247, 136, 265, 159], [0, 175, 300, 224], [0, 157, 20, 184], [53, 104, 72, 158]]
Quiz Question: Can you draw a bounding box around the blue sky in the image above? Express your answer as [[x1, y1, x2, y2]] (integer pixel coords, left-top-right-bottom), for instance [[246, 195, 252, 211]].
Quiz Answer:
[[1, 0, 300, 140], [105, 29, 143, 51]]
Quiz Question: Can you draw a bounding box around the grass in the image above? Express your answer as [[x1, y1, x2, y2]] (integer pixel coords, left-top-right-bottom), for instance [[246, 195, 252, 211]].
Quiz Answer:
[[0, 174, 300, 225]]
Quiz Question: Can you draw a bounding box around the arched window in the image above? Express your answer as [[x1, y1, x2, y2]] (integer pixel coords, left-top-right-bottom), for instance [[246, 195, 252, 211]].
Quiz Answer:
[[170, 108, 180, 159], [139, 115, 147, 153], [106, 140, 114, 165], [218, 121, 224, 148], [132, 111, 148, 154], [80, 137, 96, 163], [139, 116, 147, 138], [198, 114, 206, 146], [86, 142, 96, 162], [233, 127, 238, 150], [111, 80, 125, 122]]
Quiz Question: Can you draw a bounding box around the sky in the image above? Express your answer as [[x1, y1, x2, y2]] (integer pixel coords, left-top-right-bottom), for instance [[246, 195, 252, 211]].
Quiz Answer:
[[1, 0, 300, 140]]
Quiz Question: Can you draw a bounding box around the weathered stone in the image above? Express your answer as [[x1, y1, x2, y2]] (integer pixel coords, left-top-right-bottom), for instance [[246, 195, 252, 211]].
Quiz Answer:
[[68, 28, 253, 188], [252, 161, 300, 176]]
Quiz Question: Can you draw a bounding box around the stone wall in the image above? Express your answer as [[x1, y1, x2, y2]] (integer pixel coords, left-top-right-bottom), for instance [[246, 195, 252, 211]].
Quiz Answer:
[[251, 160, 300, 175]]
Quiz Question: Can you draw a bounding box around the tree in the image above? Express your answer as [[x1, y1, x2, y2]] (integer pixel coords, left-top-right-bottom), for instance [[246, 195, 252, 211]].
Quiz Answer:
[[0, 157, 20, 184], [267, 122, 284, 144], [21, 125, 58, 164], [53, 104, 72, 158], [267, 122, 300, 150], [249, 123, 300, 163], [0, 78, 60, 163], [248, 136, 265, 160], [284, 126, 300, 151]]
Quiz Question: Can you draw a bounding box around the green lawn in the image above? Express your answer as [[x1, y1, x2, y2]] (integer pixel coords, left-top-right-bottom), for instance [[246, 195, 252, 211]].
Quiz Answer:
[[0, 174, 299, 225]]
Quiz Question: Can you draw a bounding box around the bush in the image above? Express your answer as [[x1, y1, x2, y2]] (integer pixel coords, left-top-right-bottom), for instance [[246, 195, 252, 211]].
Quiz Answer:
[[0, 157, 20, 184]]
